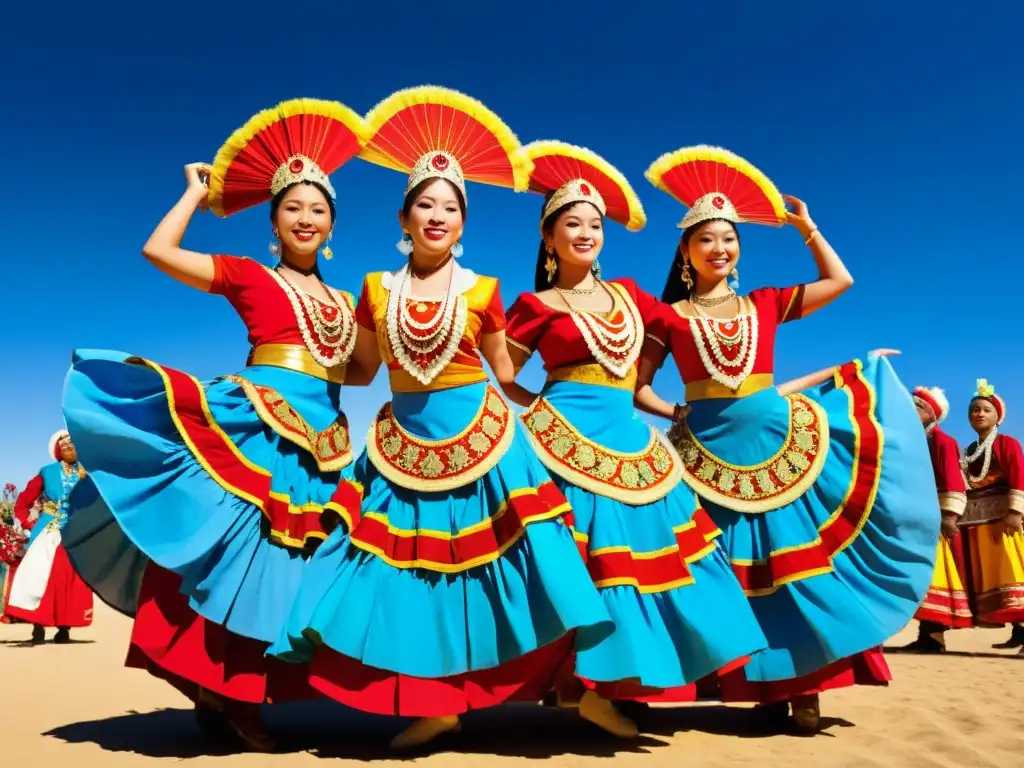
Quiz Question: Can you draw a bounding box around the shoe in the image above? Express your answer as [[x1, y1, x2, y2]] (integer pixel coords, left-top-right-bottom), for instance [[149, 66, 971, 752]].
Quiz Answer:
[[389, 716, 462, 749], [899, 634, 945, 654], [578, 691, 639, 738], [790, 694, 821, 734], [993, 624, 1024, 649], [222, 703, 276, 753], [54, 628, 71, 644], [30, 625, 45, 645]]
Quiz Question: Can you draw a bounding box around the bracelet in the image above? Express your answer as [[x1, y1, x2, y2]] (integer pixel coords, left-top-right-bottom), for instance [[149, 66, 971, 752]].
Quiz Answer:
[[804, 229, 820, 245]]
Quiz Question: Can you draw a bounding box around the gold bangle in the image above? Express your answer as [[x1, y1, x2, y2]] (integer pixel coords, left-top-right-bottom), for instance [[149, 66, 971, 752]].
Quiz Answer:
[[804, 229, 820, 245]]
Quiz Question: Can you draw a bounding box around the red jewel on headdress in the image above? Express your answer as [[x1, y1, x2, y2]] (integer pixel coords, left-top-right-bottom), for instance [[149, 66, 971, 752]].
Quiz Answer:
[[712, 196, 725, 209], [580, 183, 592, 196], [289, 158, 305, 174], [431, 154, 449, 171]]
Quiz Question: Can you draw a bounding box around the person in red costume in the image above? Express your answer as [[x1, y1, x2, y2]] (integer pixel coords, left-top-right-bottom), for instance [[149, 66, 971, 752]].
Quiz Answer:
[[5, 431, 93, 643]]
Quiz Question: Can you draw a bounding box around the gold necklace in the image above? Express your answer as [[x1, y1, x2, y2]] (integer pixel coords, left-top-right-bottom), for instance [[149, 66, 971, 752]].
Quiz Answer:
[[691, 290, 736, 307]]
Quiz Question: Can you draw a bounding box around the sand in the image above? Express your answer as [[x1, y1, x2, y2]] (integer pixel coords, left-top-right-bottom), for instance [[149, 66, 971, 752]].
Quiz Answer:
[[3, 601, 1023, 768]]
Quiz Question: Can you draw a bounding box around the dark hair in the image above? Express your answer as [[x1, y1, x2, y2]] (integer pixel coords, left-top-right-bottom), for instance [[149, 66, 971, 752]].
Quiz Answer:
[[401, 177, 467, 219], [533, 195, 604, 292], [660, 218, 740, 304], [269, 181, 335, 280]]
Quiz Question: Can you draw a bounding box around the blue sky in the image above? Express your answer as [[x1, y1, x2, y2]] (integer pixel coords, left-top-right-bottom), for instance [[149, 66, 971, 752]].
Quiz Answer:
[[2, 2, 1020, 486]]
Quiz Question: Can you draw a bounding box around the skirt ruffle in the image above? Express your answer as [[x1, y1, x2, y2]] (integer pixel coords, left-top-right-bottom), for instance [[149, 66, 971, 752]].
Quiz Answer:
[[676, 356, 939, 682], [61, 349, 353, 645], [271, 383, 613, 716]]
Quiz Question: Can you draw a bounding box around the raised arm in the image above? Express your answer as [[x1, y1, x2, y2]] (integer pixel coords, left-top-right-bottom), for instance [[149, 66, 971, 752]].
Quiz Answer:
[[777, 349, 901, 396], [784, 195, 854, 319], [141, 163, 217, 292]]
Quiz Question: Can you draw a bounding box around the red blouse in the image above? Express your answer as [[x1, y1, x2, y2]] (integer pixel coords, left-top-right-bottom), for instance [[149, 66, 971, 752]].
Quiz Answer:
[[209, 255, 354, 349], [643, 285, 805, 397], [966, 434, 1024, 496], [505, 278, 657, 372], [929, 426, 967, 515], [13, 474, 44, 530]]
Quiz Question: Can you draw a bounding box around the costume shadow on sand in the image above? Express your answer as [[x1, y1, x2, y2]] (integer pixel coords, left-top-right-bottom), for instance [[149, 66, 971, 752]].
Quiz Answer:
[[43, 700, 858, 759]]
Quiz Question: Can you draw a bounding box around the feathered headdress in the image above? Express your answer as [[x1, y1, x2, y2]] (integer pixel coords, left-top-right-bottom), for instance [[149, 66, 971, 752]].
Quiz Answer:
[[516, 140, 646, 233], [972, 378, 1006, 424], [359, 85, 531, 204], [645, 145, 787, 230], [913, 386, 950, 423], [48, 429, 70, 461], [207, 98, 367, 217]]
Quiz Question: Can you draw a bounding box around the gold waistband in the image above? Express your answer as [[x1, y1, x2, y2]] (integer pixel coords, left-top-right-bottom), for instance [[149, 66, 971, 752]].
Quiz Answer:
[[547, 363, 637, 391], [388, 364, 489, 394], [249, 344, 346, 383], [686, 374, 774, 402]]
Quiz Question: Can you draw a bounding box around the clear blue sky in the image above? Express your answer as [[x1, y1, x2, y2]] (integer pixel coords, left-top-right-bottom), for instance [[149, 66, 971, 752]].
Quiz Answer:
[[2, 2, 1021, 487]]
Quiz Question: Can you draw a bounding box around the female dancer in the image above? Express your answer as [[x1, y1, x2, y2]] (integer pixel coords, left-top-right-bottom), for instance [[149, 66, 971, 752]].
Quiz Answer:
[[271, 87, 611, 750], [502, 141, 766, 736], [904, 386, 972, 651], [636, 146, 938, 731], [61, 99, 367, 751], [958, 380, 1024, 654], [5, 431, 93, 643]]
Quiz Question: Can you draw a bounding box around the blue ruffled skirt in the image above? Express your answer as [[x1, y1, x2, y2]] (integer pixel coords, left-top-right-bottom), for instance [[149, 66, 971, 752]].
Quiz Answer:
[[671, 355, 938, 682], [525, 380, 767, 691], [61, 348, 348, 644]]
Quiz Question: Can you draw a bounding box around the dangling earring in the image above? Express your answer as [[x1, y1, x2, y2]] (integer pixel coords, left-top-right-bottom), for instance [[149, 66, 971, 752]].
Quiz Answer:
[[681, 260, 694, 290], [728, 266, 739, 290], [451, 241, 464, 259], [322, 230, 334, 261], [591, 260, 602, 280], [545, 246, 557, 284], [269, 230, 281, 257], [396, 232, 413, 256]]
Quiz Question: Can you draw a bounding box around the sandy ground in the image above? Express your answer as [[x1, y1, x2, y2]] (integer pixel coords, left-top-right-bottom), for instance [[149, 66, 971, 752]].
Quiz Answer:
[[3, 601, 1023, 768]]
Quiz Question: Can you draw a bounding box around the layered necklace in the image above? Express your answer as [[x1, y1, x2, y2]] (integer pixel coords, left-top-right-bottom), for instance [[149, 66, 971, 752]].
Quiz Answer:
[[554, 281, 640, 378], [268, 268, 357, 369], [689, 297, 758, 391], [386, 261, 467, 385], [960, 428, 998, 484]]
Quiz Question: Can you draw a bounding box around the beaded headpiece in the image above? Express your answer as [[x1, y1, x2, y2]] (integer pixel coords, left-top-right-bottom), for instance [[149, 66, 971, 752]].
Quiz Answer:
[[359, 85, 531, 207], [207, 98, 367, 217], [913, 386, 950, 423], [972, 378, 1006, 424], [645, 145, 787, 230], [517, 140, 645, 233]]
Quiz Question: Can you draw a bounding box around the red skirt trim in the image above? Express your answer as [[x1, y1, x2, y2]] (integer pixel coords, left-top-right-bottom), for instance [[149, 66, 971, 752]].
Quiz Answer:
[[715, 648, 891, 703], [3, 544, 93, 628], [308, 635, 575, 717], [127, 563, 318, 705]]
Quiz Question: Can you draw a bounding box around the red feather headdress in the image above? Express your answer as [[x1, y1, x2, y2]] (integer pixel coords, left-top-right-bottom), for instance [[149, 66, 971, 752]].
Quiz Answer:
[[517, 141, 646, 233], [359, 85, 530, 205], [207, 98, 367, 218], [645, 145, 787, 230], [913, 386, 950, 423], [48, 429, 70, 461]]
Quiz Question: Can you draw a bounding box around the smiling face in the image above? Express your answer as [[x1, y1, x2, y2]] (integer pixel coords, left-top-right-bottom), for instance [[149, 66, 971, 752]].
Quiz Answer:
[[969, 398, 1000, 434], [681, 219, 739, 288], [272, 183, 333, 259], [399, 178, 465, 260], [58, 438, 77, 464], [545, 201, 604, 272]]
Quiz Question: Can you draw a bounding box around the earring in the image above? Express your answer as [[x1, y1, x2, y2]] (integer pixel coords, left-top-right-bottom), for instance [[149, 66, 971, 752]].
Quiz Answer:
[[728, 266, 739, 290], [396, 232, 413, 256], [322, 231, 333, 261], [591, 260, 602, 280], [451, 241, 464, 259], [544, 246, 558, 284], [269, 230, 281, 257], [681, 260, 694, 290]]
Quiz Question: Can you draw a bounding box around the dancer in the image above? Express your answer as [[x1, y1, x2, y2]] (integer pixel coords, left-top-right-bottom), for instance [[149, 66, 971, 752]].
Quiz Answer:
[[502, 140, 766, 735], [272, 87, 612, 750], [903, 386, 972, 651], [959, 380, 1024, 654], [636, 145, 938, 732], [5, 431, 93, 643], [61, 98, 367, 751]]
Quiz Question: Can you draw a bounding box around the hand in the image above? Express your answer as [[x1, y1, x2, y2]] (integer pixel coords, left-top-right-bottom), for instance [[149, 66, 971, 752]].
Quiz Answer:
[[77, 465, 88, 479], [783, 194, 817, 236], [940, 513, 959, 539], [869, 348, 901, 359], [184, 162, 212, 211], [1004, 511, 1024, 535]]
